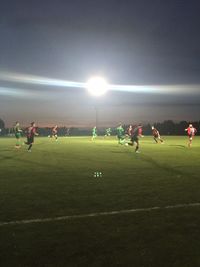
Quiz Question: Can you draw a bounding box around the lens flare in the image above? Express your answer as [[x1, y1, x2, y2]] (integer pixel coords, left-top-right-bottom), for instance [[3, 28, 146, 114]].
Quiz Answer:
[[0, 86, 36, 98], [0, 71, 85, 88], [0, 71, 200, 97]]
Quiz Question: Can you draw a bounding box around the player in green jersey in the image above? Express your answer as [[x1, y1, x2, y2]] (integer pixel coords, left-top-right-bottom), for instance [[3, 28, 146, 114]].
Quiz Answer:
[[116, 124, 125, 144], [104, 127, 112, 138], [14, 121, 23, 148], [92, 126, 97, 140]]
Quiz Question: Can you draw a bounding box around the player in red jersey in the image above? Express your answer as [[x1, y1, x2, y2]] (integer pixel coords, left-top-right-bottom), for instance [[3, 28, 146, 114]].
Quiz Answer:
[[25, 122, 39, 152], [52, 125, 58, 141], [127, 125, 133, 137], [128, 124, 143, 153], [185, 124, 197, 147], [151, 126, 164, 144]]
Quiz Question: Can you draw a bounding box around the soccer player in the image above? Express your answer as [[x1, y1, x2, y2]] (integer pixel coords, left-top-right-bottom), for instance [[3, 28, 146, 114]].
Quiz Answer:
[[25, 122, 39, 152], [128, 124, 143, 153], [123, 125, 133, 145], [14, 121, 23, 148], [66, 128, 70, 136], [152, 126, 164, 144], [116, 124, 125, 144], [52, 125, 58, 141], [185, 124, 197, 147], [127, 125, 133, 137], [92, 126, 97, 140], [104, 127, 112, 137]]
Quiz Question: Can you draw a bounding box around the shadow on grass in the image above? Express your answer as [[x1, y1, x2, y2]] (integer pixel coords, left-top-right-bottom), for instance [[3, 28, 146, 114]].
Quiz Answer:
[[140, 154, 183, 176], [168, 145, 186, 148], [0, 149, 21, 160], [110, 151, 128, 154], [9, 154, 68, 172], [0, 156, 15, 160], [0, 149, 14, 152]]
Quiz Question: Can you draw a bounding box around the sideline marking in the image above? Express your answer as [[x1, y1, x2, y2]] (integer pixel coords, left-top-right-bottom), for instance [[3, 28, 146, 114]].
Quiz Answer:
[[1, 202, 200, 227]]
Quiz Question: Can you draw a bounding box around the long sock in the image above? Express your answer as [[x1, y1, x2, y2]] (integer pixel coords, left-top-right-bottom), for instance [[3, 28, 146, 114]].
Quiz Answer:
[[16, 139, 20, 146], [28, 144, 32, 150], [135, 142, 139, 152]]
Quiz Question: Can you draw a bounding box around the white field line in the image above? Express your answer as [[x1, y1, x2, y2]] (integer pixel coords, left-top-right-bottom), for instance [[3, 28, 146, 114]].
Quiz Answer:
[[1, 202, 200, 227]]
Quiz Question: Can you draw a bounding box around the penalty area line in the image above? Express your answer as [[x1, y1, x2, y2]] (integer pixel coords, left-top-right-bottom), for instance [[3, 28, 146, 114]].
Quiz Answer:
[[1, 202, 200, 227]]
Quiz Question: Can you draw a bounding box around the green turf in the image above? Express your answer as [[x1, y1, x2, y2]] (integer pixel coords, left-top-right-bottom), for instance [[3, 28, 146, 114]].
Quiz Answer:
[[1, 136, 200, 266]]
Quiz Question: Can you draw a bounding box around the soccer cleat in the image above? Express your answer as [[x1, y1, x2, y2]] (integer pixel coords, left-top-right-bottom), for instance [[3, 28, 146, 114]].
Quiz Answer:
[[28, 150, 32, 152], [135, 150, 140, 153]]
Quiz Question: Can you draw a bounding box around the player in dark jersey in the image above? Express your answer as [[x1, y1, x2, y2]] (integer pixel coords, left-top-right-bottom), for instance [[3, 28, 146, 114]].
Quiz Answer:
[[127, 125, 133, 137], [151, 126, 164, 144], [52, 125, 58, 141], [185, 124, 197, 147], [128, 124, 143, 153], [123, 125, 133, 145], [14, 121, 23, 148], [25, 122, 39, 152]]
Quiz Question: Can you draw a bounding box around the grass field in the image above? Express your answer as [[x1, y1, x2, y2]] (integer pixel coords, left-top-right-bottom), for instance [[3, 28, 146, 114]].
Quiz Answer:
[[1, 136, 200, 267]]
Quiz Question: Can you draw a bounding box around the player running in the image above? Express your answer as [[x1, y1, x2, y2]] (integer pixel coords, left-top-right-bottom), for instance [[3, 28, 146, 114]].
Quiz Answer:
[[128, 124, 143, 153], [123, 125, 133, 145], [104, 127, 112, 137], [185, 124, 197, 147], [52, 125, 58, 141], [92, 126, 97, 140], [25, 122, 39, 152], [127, 125, 133, 138], [152, 126, 164, 144], [116, 124, 125, 144], [14, 121, 23, 148]]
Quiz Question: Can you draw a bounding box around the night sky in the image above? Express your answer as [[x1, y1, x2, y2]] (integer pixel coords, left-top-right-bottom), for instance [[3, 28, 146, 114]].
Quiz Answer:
[[0, 0, 200, 127]]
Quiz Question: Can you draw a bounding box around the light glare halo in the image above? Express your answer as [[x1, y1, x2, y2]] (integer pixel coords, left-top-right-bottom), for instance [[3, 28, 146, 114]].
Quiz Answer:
[[86, 76, 108, 96]]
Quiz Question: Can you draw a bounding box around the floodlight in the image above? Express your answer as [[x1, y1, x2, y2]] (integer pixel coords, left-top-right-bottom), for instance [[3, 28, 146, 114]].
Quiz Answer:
[[86, 76, 108, 96]]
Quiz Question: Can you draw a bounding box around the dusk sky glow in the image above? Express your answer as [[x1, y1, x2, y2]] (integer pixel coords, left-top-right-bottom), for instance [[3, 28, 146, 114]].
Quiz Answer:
[[0, 0, 200, 127]]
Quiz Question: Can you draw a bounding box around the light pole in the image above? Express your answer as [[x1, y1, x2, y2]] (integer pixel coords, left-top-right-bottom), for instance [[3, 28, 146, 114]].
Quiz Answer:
[[95, 105, 98, 128]]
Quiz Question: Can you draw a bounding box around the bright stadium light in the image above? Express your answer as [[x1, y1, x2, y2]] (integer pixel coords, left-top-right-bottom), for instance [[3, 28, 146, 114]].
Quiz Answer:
[[86, 76, 108, 96]]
